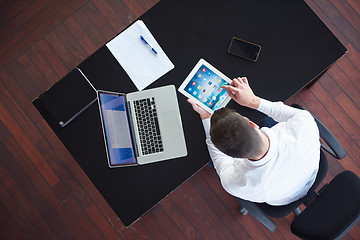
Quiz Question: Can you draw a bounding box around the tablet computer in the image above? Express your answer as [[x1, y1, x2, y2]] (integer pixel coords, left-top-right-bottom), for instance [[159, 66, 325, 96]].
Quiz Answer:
[[178, 59, 232, 114]]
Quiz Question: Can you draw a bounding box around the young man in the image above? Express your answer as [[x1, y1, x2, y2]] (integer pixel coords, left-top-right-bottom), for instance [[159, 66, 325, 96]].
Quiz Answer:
[[188, 77, 320, 205]]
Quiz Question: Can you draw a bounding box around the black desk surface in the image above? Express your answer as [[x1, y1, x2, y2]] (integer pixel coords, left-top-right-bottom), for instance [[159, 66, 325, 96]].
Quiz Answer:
[[33, 0, 346, 226]]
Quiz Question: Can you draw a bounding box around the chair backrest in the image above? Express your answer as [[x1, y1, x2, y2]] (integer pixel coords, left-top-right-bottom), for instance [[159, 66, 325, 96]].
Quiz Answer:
[[258, 150, 328, 218], [290, 171, 360, 240]]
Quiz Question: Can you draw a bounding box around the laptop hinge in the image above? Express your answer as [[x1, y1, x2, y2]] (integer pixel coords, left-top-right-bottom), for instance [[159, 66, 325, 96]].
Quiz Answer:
[[126, 101, 140, 157]]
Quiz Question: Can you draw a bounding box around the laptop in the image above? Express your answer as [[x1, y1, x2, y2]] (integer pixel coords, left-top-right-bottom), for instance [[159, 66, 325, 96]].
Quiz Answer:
[[97, 85, 187, 167]]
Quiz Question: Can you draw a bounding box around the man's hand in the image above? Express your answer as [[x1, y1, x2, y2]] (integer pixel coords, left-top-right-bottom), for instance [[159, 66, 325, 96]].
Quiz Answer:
[[221, 77, 260, 109], [187, 98, 212, 120]]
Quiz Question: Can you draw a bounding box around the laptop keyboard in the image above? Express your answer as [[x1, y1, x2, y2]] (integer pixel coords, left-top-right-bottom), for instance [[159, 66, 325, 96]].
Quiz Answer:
[[133, 97, 164, 155]]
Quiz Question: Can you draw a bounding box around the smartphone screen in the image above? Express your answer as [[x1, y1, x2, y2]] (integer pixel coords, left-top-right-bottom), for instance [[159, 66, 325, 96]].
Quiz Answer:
[[228, 37, 261, 62]]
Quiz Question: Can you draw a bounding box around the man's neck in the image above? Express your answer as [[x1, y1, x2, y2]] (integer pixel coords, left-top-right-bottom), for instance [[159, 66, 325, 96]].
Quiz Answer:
[[249, 133, 270, 161]]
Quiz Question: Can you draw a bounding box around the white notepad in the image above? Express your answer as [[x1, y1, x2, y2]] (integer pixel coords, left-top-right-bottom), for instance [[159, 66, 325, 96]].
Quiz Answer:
[[106, 20, 174, 90]]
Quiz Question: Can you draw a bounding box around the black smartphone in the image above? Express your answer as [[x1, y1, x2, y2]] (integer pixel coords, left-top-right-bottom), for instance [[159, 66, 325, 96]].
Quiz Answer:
[[228, 37, 261, 62]]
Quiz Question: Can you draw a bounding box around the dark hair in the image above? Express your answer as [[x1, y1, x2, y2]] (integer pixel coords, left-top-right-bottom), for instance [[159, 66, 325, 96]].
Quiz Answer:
[[210, 108, 263, 158]]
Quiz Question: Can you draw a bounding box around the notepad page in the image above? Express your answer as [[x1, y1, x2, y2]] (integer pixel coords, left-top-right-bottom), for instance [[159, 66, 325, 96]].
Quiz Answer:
[[106, 20, 174, 90]]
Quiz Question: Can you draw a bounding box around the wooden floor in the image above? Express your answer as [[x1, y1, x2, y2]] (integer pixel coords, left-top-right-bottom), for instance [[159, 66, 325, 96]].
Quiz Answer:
[[0, 0, 359, 239]]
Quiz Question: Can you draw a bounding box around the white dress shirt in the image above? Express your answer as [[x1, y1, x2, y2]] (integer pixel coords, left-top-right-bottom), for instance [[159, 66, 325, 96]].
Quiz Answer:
[[203, 99, 320, 205]]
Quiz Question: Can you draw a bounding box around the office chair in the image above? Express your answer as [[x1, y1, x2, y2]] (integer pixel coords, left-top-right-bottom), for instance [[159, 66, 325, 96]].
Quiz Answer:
[[236, 104, 347, 232], [290, 170, 360, 240]]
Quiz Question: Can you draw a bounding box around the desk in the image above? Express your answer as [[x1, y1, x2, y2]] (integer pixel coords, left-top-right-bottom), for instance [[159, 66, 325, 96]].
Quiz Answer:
[[33, 0, 346, 226]]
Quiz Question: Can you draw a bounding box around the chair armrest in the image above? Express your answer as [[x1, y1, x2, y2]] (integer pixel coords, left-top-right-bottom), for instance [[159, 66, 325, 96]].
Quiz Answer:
[[291, 104, 347, 159], [236, 198, 277, 232]]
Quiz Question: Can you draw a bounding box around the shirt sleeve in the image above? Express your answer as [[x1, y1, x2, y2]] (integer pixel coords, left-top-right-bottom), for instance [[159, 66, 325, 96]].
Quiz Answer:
[[202, 118, 234, 168], [202, 118, 248, 193], [257, 98, 314, 123]]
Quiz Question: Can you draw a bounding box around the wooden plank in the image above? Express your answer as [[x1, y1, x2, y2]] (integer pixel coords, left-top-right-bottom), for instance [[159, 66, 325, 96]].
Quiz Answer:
[[306, 80, 360, 148], [82, 1, 117, 40], [34, 136, 106, 238], [336, 56, 360, 90], [314, 0, 360, 52], [137, 0, 159, 11], [331, 0, 360, 34], [0, 0, 87, 70], [0, 79, 44, 146], [0, 69, 45, 124], [1, 0, 360, 239], [25, 45, 60, 86], [348, 222, 360, 240], [0, 200, 30, 239], [305, 0, 360, 78], [131, 220, 155, 239], [169, 185, 222, 240], [120, 0, 146, 18], [44, 30, 79, 70], [176, 180, 239, 240], [15, 53, 51, 93], [137, 209, 172, 240], [295, 87, 348, 177], [72, 8, 108, 48], [326, 64, 360, 109], [0, 0, 51, 40], [6, 60, 43, 100], [0, 160, 58, 239], [0, 0, 36, 26], [306, 83, 360, 176], [86, 203, 123, 239], [0, 99, 60, 187], [315, 80, 360, 148], [0, 172, 39, 238], [347, 0, 360, 14], [345, 43, 360, 72], [305, 0, 348, 44], [36, 120, 135, 239], [52, 182, 107, 240], [0, 130, 83, 239], [64, 16, 98, 56], [36, 38, 70, 78], [0, 223, 11, 240], [91, 0, 129, 32], [54, 23, 89, 65], [191, 168, 271, 240], [335, 92, 360, 128], [0, 71, 123, 239], [106, 0, 137, 25], [201, 166, 286, 240], [147, 204, 187, 240], [160, 196, 202, 240]]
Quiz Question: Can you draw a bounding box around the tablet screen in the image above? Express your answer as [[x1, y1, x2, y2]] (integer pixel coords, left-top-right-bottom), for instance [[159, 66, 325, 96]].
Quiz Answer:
[[183, 64, 230, 111]]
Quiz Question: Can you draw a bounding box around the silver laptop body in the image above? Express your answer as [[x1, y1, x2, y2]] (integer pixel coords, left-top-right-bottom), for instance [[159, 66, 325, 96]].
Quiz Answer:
[[97, 85, 187, 167]]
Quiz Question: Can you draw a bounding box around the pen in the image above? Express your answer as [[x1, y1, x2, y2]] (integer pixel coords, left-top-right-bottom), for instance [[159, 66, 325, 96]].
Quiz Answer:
[[140, 35, 158, 54]]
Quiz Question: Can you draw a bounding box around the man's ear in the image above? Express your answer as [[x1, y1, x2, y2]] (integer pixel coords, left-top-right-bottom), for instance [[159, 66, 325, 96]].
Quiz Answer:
[[249, 121, 259, 129]]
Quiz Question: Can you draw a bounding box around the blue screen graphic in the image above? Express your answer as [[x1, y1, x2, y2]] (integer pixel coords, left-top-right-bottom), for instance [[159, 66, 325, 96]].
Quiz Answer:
[[184, 65, 230, 111], [99, 92, 137, 166]]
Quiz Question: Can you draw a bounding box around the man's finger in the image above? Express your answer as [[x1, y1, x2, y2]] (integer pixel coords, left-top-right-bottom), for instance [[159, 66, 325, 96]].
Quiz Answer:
[[225, 89, 236, 99], [187, 98, 198, 108], [222, 85, 238, 93], [241, 77, 248, 84], [232, 78, 241, 87]]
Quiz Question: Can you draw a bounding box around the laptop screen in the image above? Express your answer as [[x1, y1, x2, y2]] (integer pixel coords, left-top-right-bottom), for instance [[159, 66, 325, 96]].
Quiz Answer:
[[98, 91, 137, 166]]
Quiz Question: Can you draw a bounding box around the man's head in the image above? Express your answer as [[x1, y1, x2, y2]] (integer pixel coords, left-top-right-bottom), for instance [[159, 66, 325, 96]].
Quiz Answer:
[[210, 108, 264, 159]]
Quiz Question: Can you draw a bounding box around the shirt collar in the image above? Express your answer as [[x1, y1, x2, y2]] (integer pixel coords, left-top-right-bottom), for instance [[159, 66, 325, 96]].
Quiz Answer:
[[244, 127, 276, 167]]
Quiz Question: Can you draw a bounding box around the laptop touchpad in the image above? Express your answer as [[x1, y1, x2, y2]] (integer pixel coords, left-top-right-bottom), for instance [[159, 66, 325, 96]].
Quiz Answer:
[[160, 110, 181, 132]]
